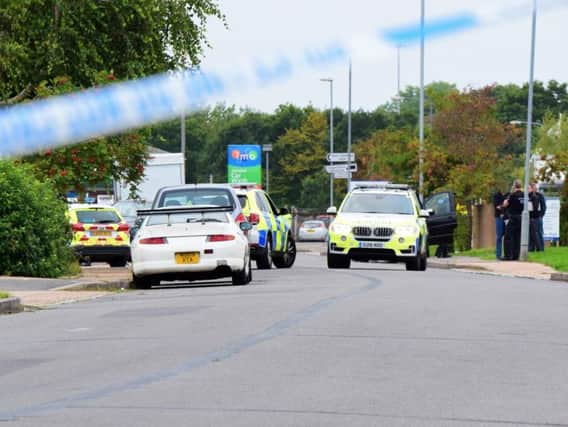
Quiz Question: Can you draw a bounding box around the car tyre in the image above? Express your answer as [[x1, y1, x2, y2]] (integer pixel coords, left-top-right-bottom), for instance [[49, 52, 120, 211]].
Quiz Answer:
[[327, 252, 351, 269], [109, 257, 128, 267], [132, 275, 152, 289], [419, 252, 427, 271], [256, 236, 273, 270], [233, 258, 252, 286], [273, 234, 296, 268], [406, 252, 422, 271]]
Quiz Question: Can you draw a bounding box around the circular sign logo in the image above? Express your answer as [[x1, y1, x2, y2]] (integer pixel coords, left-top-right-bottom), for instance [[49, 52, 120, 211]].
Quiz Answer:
[[248, 151, 258, 161], [231, 149, 241, 159]]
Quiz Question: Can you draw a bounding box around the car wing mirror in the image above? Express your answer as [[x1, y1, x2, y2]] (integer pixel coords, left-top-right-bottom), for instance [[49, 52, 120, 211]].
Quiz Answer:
[[326, 206, 337, 215], [279, 207, 289, 216]]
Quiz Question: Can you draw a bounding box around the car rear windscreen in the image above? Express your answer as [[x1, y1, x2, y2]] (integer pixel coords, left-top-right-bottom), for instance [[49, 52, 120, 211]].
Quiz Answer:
[[158, 188, 235, 209], [76, 210, 121, 224]]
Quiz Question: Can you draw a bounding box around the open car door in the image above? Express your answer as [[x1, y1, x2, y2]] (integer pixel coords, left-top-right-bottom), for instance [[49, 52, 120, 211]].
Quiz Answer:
[[424, 192, 457, 246]]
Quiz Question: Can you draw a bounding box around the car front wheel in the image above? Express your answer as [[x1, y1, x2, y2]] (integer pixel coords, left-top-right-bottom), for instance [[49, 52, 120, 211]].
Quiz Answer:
[[273, 234, 296, 268], [327, 251, 351, 269]]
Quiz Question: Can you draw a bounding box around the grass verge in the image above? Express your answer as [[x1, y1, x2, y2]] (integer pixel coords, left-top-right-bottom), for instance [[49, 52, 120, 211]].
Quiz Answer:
[[0, 291, 10, 299], [457, 246, 568, 272]]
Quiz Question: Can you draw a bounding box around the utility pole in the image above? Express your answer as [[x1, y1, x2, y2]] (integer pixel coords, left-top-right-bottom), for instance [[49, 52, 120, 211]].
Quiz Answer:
[[520, 0, 538, 261], [418, 0, 425, 202], [347, 60, 353, 190]]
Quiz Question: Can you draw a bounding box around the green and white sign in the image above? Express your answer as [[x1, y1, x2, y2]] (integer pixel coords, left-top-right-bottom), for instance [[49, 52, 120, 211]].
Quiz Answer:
[[227, 145, 262, 184]]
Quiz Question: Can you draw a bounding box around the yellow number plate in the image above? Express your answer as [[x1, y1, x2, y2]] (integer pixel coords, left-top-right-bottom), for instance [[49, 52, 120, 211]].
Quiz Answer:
[[91, 230, 112, 237], [175, 252, 200, 264], [307, 229, 315, 233]]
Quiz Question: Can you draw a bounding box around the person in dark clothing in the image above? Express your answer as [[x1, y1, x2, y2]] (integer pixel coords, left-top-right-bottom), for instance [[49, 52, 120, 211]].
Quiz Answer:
[[530, 182, 546, 251], [502, 180, 524, 260], [493, 190, 506, 259], [528, 183, 542, 251]]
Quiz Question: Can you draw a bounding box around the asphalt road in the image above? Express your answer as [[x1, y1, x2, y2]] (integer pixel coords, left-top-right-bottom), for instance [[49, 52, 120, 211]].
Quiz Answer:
[[2, 255, 568, 426]]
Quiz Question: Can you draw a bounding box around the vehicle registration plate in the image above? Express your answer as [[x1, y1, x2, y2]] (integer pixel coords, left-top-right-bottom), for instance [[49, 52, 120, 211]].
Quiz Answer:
[[175, 252, 200, 264], [359, 241, 384, 249], [91, 230, 112, 237], [307, 229, 315, 233]]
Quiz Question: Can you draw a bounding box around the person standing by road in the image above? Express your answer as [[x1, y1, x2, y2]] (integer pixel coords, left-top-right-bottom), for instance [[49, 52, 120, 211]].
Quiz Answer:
[[502, 180, 524, 261], [530, 182, 546, 251], [493, 190, 506, 260]]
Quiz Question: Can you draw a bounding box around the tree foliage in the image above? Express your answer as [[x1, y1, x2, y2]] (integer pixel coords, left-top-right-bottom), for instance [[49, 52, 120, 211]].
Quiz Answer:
[[0, 0, 225, 102], [21, 73, 150, 197]]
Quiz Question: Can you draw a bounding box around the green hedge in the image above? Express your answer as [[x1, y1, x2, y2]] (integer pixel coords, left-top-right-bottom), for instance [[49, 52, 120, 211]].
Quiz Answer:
[[0, 161, 74, 277]]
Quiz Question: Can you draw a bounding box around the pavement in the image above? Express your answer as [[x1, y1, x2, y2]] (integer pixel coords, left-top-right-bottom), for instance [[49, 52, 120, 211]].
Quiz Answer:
[[0, 242, 566, 313]]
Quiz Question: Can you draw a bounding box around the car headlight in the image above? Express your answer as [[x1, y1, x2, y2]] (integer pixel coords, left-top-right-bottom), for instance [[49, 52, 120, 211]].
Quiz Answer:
[[330, 223, 351, 234], [395, 225, 419, 236]]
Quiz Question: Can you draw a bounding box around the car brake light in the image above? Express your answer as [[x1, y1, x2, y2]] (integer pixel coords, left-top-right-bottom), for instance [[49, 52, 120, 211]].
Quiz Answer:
[[72, 223, 85, 232], [139, 237, 167, 244], [117, 223, 130, 232], [235, 213, 246, 224], [207, 234, 235, 242], [249, 213, 260, 224]]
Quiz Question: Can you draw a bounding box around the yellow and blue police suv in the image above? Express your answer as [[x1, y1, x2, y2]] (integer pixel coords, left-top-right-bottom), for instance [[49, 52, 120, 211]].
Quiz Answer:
[[68, 204, 130, 267], [235, 187, 295, 269], [327, 183, 456, 271]]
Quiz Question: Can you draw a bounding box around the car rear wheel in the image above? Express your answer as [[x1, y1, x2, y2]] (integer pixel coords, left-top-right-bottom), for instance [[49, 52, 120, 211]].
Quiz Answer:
[[273, 234, 296, 268], [109, 257, 128, 267], [256, 236, 273, 270], [131, 275, 152, 289], [232, 258, 252, 286], [327, 252, 351, 269]]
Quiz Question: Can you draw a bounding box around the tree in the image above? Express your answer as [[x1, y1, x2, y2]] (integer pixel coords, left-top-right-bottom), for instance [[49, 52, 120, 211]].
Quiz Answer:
[[0, 0, 225, 102], [22, 73, 149, 198], [431, 87, 515, 201], [272, 112, 328, 207]]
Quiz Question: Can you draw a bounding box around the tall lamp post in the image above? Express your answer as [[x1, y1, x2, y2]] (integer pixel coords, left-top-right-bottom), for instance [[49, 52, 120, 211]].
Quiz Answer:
[[520, 0, 538, 261], [320, 78, 334, 207], [418, 0, 425, 202]]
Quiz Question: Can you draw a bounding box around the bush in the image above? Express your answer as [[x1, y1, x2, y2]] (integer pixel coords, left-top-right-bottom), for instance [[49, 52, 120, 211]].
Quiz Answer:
[[0, 160, 74, 277]]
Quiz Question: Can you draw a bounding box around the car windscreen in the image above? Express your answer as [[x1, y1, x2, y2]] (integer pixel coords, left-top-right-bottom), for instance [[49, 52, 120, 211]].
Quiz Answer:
[[146, 211, 230, 226], [341, 193, 414, 215], [76, 210, 121, 224], [158, 188, 235, 209]]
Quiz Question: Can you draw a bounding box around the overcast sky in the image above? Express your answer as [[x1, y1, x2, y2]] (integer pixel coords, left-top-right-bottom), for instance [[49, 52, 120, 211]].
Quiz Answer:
[[199, 0, 568, 113]]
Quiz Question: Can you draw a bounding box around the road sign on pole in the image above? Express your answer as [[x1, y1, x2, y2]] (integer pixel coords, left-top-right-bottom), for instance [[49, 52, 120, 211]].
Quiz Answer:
[[333, 171, 351, 179], [326, 152, 355, 163], [324, 163, 357, 174]]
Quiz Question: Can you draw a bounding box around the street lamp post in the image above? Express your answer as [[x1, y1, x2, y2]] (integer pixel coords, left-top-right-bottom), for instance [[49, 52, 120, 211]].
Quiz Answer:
[[418, 0, 425, 202], [520, 0, 537, 261], [320, 78, 334, 207], [262, 144, 272, 192]]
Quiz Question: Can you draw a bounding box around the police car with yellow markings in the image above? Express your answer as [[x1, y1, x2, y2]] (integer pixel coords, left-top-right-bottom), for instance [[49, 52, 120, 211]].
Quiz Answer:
[[68, 204, 130, 267], [327, 183, 456, 271], [235, 186, 296, 269]]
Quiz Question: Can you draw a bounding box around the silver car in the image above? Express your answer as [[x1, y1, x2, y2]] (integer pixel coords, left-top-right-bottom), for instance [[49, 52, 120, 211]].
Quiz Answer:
[[298, 220, 328, 241]]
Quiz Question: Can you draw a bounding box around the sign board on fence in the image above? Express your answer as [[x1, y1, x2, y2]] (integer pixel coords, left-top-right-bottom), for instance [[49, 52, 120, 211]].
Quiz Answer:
[[227, 145, 262, 184], [327, 152, 355, 163], [543, 196, 560, 241]]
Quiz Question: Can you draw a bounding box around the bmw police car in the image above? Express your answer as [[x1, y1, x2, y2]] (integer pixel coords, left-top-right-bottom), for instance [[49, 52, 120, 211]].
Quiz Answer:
[[235, 186, 296, 269], [327, 183, 456, 271]]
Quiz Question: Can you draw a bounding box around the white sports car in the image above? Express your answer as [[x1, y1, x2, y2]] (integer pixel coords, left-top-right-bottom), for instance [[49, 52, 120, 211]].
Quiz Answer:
[[130, 206, 252, 289]]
